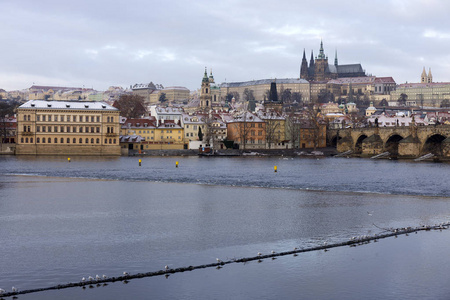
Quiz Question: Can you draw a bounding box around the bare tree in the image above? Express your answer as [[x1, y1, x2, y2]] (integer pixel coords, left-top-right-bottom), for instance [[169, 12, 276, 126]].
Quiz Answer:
[[303, 104, 324, 150], [280, 88, 292, 103], [113, 94, 147, 118], [232, 112, 252, 150], [285, 113, 301, 148], [292, 92, 302, 103], [243, 88, 255, 101], [264, 117, 280, 149]]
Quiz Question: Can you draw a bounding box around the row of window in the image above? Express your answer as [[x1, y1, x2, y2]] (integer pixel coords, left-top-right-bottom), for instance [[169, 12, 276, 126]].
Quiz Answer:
[[21, 137, 117, 144], [130, 130, 182, 134], [24, 115, 116, 123], [36, 126, 102, 133]]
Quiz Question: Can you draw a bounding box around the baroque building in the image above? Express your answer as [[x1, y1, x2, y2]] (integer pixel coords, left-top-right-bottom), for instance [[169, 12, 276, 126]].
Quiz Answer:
[[16, 100, 120, 155], [300, 40, 366, 81]]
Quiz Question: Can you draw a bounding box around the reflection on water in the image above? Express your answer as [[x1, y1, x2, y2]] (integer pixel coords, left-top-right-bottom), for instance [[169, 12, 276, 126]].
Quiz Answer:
[[0, 156, 449, 299]]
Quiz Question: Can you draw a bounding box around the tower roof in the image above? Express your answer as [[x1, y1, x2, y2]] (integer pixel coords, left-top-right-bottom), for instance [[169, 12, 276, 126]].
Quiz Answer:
[[318, 39, 326, 59], [202, 67, 209, 83]]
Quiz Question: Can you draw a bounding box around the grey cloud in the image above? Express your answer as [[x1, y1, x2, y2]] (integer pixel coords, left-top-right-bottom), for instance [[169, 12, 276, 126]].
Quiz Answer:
[[1, 0, 450, 91]]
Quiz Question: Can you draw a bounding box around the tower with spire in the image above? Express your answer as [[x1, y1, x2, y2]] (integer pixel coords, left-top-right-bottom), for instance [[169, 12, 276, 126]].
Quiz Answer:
[[334, 49, 338, 67], [421, 67, 433, 83], [300, 49, 308, 79], [200, 67, 212, 109], [314, 39, 329, 81]]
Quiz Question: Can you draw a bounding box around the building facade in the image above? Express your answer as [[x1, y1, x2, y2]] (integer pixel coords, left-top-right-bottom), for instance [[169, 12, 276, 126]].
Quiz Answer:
[[220, 78, 310, 103], [16, 100, 120, 155]]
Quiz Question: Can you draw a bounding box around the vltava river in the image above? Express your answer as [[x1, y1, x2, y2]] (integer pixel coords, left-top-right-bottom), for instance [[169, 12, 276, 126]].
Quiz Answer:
[[0, 156, 449, 299]]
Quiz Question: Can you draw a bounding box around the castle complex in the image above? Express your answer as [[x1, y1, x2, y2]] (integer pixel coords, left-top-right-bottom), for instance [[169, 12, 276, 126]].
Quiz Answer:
[[300, 40, 366, 81]]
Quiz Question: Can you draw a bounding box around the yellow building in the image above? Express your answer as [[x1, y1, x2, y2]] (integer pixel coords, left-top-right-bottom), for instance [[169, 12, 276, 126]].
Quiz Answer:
[[16, 100, 120, 155], [121, 118, 184, 150]]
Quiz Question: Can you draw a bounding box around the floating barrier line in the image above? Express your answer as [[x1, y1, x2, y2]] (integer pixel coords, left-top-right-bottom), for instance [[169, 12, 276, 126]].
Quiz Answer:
[[2, 222, 449, 298]]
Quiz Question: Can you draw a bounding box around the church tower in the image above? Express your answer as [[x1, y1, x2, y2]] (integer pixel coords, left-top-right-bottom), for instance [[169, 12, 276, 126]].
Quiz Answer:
[[200, 67, 212, 109], [314, 40, 329, 81], [427, 68, 433, 83], [300, 49, 309, 80], [421, 67, 427, 83]]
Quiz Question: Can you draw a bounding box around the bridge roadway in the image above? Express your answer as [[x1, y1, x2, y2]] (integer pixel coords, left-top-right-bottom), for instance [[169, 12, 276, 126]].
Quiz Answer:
[[328, 125, 450, 158]]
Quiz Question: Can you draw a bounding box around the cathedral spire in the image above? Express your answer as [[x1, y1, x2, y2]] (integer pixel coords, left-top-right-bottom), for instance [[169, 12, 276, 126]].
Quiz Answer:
[[300, 48, 308, 79], [334, 49, 338, 66], [318, 39, 325, 59]]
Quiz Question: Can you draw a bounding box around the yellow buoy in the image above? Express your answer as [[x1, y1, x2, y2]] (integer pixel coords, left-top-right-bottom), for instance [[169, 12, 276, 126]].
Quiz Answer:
[[139, 159, 142, 167], [68, 157, 71, 163], [176, 161, 179, 168], [274, 166, 277, 172]]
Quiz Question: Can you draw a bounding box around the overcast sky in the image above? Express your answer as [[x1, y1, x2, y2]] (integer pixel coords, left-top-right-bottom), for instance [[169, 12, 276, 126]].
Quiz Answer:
[[2, 0, 450, 92]]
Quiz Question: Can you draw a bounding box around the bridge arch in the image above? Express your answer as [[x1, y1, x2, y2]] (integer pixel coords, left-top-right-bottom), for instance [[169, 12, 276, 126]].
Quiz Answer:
[[422, 134, 447, 156], [385, 134, 404, 156], [355, 134, 368, 154]]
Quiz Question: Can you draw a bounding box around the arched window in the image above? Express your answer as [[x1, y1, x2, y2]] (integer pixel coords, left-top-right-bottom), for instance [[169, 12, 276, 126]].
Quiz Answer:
[[37, 138, 40, 143], [96, 138, 100, 144], [42, 137, 46, 143], [67, 138, 70, 143], [107, 127, 110, 133], [107, 116, 110, 122], [73, 138, 76, 143], [25, 137, 28, 143], [54, 138, 57, 143], [30, 138, 33, 143], [104, 138, 107, 144], [85, 138, 89, 143], [28, 115, 31, 121], [91, 138, 94, 144], [113, 139, 116, 144], [109, 138, 112, 144], [60, 138, 64, 143], [79, 138, 82, 143], [21, 137, 24, 143], [47, 138, 51, 144]]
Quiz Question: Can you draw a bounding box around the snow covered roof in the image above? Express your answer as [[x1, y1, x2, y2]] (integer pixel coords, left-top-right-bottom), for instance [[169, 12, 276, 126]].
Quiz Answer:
[[19, 100, 118, 111]]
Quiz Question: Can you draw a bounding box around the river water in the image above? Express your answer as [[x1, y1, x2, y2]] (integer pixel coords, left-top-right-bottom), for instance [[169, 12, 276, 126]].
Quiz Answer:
[[0, 156, 449, 299]]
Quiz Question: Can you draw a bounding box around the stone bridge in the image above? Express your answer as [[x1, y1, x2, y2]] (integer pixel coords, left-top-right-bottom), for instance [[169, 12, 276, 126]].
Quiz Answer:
[[328, 125, 450, 158]]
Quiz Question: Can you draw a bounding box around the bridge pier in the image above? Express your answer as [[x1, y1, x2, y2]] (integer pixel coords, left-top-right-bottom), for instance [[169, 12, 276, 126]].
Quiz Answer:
[[398, 135, 421, 158]]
